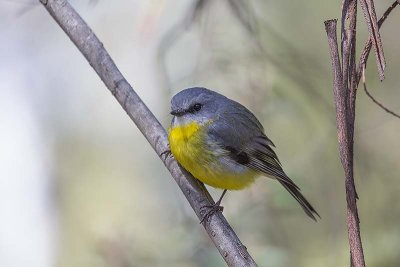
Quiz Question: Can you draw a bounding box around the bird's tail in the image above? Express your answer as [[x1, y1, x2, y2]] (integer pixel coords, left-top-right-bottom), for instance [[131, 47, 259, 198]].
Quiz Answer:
[[278, 180, 320, 221]]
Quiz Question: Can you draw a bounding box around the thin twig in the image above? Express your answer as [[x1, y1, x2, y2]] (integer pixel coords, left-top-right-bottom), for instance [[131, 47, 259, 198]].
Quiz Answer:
[[356, 1, 400, 120], [39, 0, 257, 266], [362, 68, 400, 119], [358, 0, 386, 80], [356, 0, 399, 86]]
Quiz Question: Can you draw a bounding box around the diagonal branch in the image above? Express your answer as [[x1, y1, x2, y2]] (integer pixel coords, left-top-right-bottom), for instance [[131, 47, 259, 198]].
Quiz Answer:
[[38, 0, 257, 266]]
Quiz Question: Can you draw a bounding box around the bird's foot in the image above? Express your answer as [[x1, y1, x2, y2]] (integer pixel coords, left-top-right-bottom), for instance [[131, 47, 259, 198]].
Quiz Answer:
[[199, 189, 227, 224], [160, 147, 172, 161], [199, 203, 224, 224]]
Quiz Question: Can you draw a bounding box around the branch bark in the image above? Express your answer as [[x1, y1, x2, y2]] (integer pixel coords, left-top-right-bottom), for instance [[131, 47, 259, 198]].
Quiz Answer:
[[325, 1, 399, 266], [358, 0, 386, 80], [324, 18, 366, 267], [356, 0, 399, 86], [38, 0, 257, 266]]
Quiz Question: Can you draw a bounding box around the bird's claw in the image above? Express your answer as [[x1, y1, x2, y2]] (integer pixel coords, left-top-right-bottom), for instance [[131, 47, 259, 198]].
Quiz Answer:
[[199, 203, 224, 224], [160, 148, 172, 161]]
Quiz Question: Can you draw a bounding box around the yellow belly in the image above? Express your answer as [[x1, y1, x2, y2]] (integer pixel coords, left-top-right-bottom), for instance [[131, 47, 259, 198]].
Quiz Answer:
[[168, 122, 256, 190]]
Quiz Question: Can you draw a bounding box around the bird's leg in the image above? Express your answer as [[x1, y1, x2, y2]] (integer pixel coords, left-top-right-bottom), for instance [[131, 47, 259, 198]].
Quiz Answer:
[[215, 189, 227, 207], [200, 189, 227, 224]]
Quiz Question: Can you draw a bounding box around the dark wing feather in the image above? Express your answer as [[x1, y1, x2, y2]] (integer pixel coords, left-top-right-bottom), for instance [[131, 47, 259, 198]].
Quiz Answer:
[[224, 134, 320, 220], [208, 102, 319, 220]]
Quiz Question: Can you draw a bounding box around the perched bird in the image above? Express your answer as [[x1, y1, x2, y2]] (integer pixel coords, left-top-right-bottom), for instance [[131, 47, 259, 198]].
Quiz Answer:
[[168, 87, 319, 221]]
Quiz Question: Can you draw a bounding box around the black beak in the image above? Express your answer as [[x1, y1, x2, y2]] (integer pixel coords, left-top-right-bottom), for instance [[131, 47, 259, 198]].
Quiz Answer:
[[170, 109, 185, 116]]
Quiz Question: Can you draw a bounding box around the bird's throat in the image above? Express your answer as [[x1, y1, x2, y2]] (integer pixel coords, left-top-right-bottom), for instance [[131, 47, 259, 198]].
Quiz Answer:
[[169, 121, 201, 142]]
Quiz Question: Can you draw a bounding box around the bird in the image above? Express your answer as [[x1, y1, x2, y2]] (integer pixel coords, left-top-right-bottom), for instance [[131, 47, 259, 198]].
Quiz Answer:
[[167, 87, 319, 222]]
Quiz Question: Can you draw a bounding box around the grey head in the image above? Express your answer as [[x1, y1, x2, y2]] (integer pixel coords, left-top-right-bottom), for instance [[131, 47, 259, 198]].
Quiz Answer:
[[170, 87, 229, 126], [170, 87, 266, 137]]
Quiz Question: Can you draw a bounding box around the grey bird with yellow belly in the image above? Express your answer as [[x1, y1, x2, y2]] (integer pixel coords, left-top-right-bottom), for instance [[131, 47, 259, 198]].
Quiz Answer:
[[168, 87, 319, 221]]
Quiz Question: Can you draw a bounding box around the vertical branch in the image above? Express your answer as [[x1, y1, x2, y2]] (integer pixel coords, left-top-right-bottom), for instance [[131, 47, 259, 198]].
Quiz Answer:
[[342, 2, 365, 267], [343, 0, 358, 125], [325, 20, 343, 109], [324, 15, 366, 267], [326, 1, 398, 266]]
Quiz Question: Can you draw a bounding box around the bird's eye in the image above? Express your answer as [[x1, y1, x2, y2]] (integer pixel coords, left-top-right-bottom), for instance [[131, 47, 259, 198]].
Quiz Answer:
[[193, 103, 202, 112]]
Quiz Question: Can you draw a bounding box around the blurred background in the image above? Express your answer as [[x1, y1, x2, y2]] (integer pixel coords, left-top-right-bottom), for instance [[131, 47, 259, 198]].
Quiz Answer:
[[1, 0, 400, 266]]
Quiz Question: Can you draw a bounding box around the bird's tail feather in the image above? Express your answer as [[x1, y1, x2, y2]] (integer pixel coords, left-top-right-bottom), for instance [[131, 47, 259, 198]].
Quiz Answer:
[[278, 180, 320, 221]]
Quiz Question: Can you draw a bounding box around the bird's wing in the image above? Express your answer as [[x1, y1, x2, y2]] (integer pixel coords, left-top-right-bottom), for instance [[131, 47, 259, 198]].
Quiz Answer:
[[208, 105, 319, 220], [207, 105, 296, 187]]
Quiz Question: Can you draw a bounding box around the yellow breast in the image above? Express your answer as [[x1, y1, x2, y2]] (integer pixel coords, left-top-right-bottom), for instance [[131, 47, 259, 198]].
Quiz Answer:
[[168, 121, 206, 169], [168, 121, 256, 190]]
